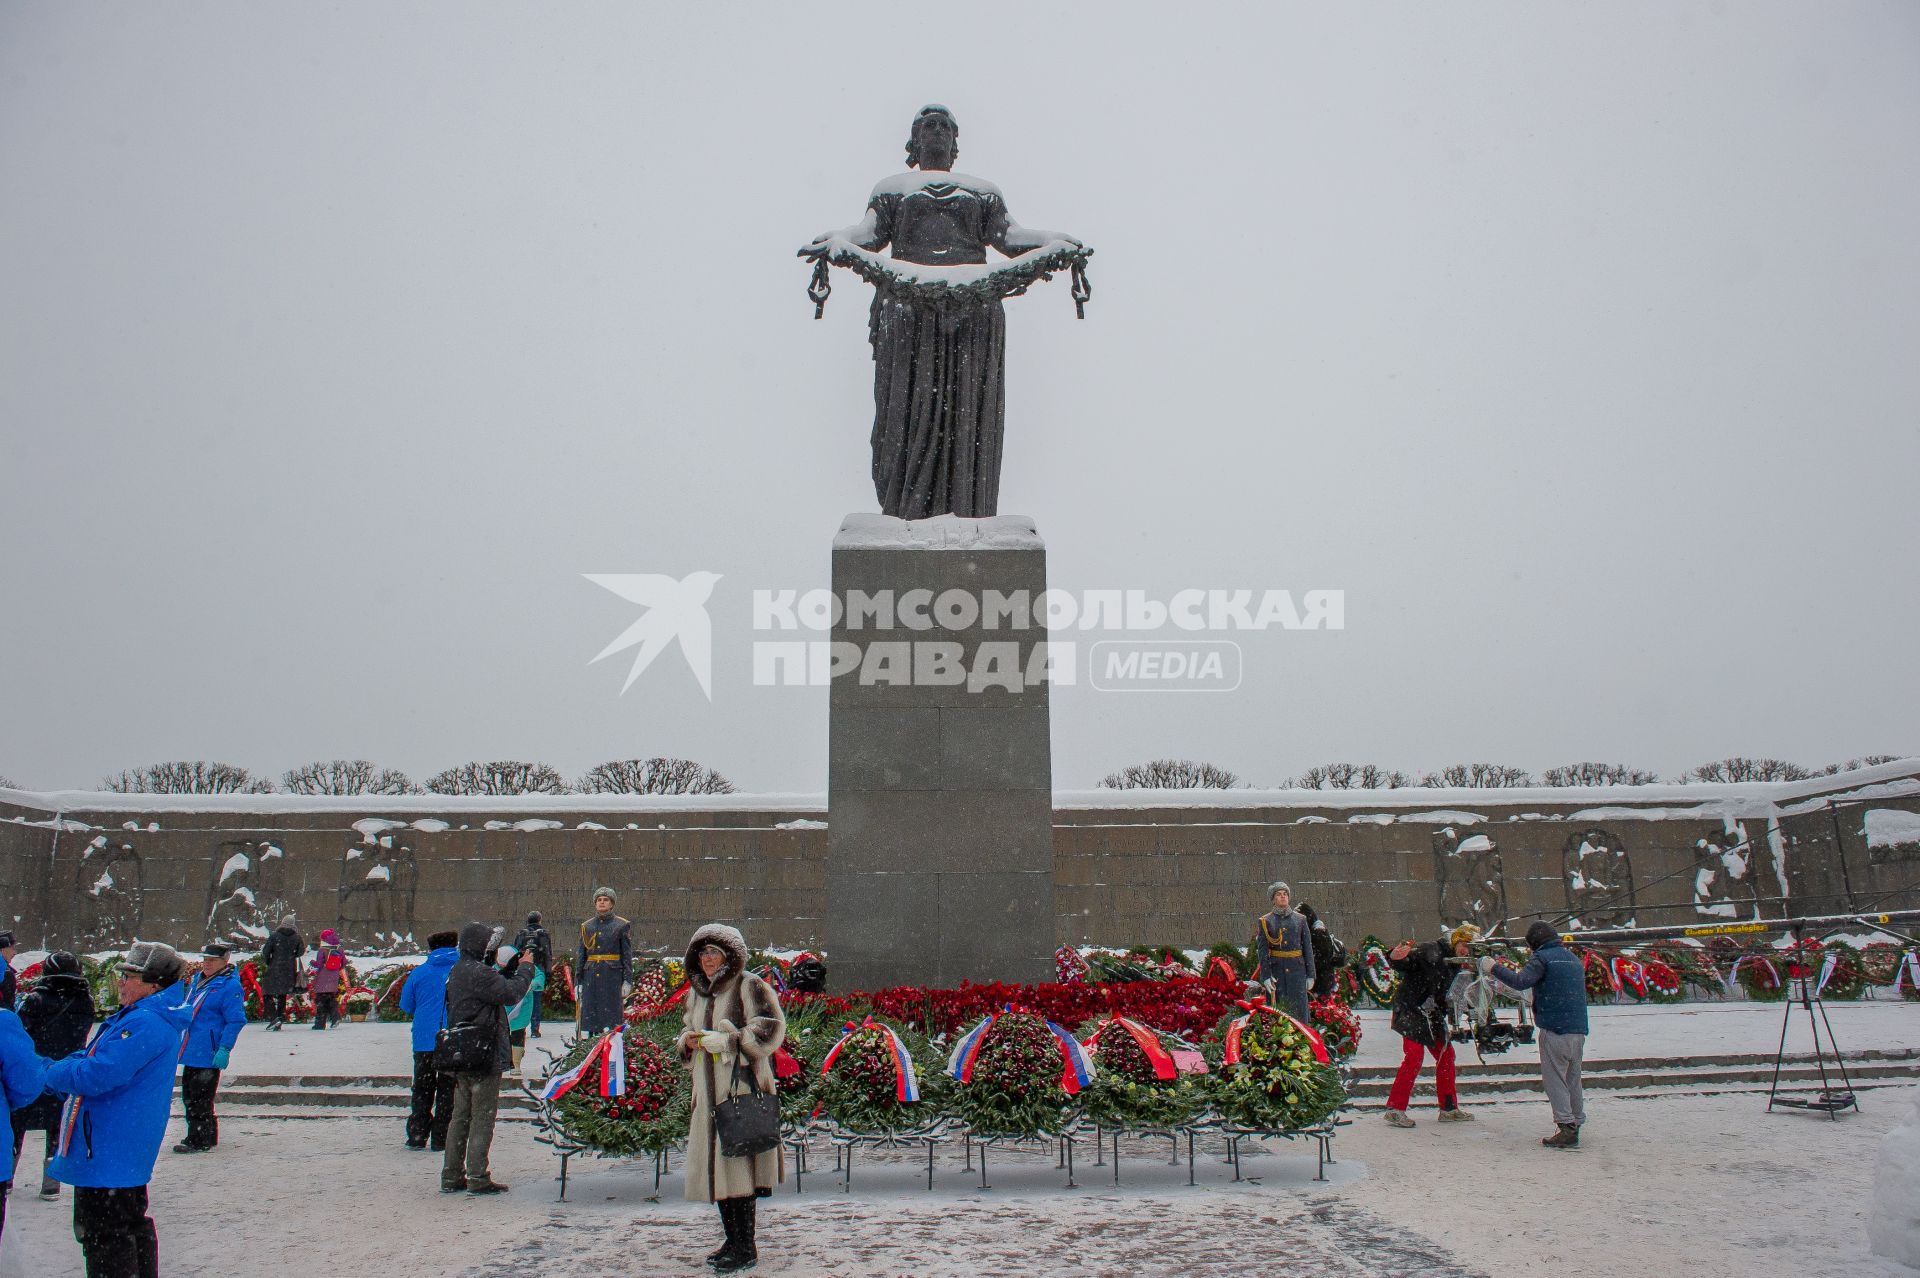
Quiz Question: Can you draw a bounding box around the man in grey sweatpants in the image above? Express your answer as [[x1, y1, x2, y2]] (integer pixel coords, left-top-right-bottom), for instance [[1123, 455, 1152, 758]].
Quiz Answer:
[[1490, 921, 1590, 1148]]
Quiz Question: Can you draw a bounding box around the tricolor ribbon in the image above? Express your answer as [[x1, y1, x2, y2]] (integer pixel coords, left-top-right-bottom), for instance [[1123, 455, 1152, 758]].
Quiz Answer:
[[947, 1006, 1096, 1096], [1585, 952, 1622, 993], [1812, 952, 1839, 998], [1724, 954, 1780, 992], [1611, 957, 1647, 999], [1891, 950, 1920, 994], [541, 1029, 622, 1102], [1082, 1016, 1180, 1081], [821, 1017, 922, 1103], [1223, 996, 1331, 1066]]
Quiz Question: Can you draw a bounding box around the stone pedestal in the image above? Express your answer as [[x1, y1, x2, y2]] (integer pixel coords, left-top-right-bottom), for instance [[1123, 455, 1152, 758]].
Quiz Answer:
[[825, 514, 1055, 991]]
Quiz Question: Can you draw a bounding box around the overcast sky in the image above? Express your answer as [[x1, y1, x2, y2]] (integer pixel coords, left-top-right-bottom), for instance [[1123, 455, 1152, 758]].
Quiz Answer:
[[2, 3, 1916, 795]]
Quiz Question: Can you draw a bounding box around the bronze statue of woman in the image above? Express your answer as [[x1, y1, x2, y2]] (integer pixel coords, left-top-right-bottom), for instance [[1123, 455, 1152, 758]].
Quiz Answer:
[[802, 105, 1088, 520]]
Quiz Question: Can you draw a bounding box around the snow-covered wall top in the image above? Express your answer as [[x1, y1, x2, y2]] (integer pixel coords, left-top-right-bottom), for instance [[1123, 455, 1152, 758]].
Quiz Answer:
[[2, 758, 1914, 821]]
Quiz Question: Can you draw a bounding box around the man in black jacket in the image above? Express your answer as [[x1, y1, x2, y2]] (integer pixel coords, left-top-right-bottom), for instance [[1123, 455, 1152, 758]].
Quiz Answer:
[[11, 950, 95, 1197], [440, 922, 533, 1196], [510, 913, 553, 1039]]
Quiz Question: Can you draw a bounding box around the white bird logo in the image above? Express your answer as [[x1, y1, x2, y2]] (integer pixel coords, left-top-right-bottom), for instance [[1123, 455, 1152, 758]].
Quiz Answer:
[[584, 571, 723, 699]]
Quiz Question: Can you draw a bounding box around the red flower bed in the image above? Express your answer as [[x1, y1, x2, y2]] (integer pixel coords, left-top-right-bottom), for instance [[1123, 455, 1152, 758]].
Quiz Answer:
[[836, 974, 1243, 1043]]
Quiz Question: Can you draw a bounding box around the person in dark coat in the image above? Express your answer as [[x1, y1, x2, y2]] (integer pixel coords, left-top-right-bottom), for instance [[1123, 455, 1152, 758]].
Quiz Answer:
[[1491, 921, 1591, 1148], [1383, 930, 1474, 1127], [440, 922, 533, 1195], [1297, 902, 1343, 1001], [574, 889, 632, 1035], [1250, 881, 1315, 1020], [511, 912, 553, 1039], [0, 932, 18, 1011], [11, 950, 92, 1199], [397, 930, 460, 1150], [259, 915, 305, 1029], [171, 943, 247, 1153]]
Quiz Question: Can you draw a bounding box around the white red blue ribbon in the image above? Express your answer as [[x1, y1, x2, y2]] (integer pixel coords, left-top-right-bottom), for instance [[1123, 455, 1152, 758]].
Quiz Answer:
[[541, 1029, 620, 1102], [821, 1017, 921, 1103], [947, 1006, 1096, 1096]]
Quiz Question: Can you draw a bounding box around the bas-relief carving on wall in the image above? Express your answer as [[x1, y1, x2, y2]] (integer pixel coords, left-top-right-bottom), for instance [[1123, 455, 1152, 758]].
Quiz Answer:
[[1562, 827, 1635, 928], [338, 830, 418, 953], [75, 835, 142, 950], [204, 838, 290, 948], [1432, 828, 1507, 932], [1692, 821, 1762, 919]]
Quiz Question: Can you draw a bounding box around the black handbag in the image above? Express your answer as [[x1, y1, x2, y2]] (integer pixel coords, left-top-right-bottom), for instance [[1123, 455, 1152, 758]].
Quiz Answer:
[[713, 1056, 780, 1157], [433, 980, 499, 1075]]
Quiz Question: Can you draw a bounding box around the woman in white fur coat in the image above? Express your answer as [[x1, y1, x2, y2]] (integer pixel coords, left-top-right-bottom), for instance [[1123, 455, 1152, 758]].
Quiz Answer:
[[676, 923, 785, 1272]]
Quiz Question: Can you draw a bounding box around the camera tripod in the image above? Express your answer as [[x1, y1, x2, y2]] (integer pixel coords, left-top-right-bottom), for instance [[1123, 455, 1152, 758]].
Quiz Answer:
[[1765, 923, 1856, 1119]]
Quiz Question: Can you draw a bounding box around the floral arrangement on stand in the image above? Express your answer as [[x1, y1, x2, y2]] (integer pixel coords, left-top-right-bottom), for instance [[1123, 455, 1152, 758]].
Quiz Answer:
[[365, 965, 412, 1021], [1208, 998, 1345, 1130], [540, 1027, 691, 1158], [867, 973, 1242, 1044], [1577, 950, 1619, 1004], [1640, 957, 1685, 1002], [944, 1009, 1090, 1138], [1308, 997, 1361, 1061], [1075, 1015, 1208, 1130], [812, 1017, 940, 1133], [1731, 953, 1785, 1001], [1355, 936, 1399, 1007], [1054, 946, 1092, 984]]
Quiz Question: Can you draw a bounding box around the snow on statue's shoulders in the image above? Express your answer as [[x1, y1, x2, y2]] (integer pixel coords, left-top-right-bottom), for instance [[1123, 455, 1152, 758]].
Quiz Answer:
[[869, 170, 1003, 199]]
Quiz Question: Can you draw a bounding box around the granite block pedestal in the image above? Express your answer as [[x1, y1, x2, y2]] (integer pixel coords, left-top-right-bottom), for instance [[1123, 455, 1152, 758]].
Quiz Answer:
[[825, 514, 1055, 990]]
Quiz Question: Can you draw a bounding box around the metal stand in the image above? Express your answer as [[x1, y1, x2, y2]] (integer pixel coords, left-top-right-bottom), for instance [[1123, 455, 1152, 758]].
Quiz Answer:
[[1767, 925, 1858, 1119]]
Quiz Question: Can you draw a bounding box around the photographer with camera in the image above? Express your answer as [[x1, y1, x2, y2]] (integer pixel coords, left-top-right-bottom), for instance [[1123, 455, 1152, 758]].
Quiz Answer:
[[1381, 927, 1476, 1128], [1489, 921, 1590, 1149]]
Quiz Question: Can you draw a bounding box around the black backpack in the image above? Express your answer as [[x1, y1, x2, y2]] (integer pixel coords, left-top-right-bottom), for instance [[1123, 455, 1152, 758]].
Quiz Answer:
[[433, 970, 499, 1074]]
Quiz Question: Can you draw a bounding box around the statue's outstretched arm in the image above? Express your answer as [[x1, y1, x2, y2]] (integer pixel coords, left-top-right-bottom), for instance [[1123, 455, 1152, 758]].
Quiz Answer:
[[993, 203, 1081, 256], [801, 207, 885, 258]]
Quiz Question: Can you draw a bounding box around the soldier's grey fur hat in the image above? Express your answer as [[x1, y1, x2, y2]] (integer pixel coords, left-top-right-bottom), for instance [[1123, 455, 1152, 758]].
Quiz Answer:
[[1267, 881, 1292, 899], [592, 886, 616, 904]]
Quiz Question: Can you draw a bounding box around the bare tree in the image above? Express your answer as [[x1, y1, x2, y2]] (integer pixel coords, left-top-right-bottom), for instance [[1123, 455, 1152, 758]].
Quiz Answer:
[[1418, 763, 1535, 789], [102, 762, 274, 794], [0, 775, 17, 790], [426, 760, 569, 796], [1541, 762, 1661, 787], [1682, 757, 1812, 784], [1100, 759, 1241, 789], [1289, 762, 1410, 790], [1820, 755, 1905, 775], [282, 759, 422, 795], [576, 758, 736, 795]]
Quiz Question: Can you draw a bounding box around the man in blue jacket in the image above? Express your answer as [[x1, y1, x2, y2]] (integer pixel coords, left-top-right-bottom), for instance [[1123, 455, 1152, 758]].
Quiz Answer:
[[173, 941, 246, 1154], [45, 940, 188, 1278], [1490, 921, 1591, 1149], [0, 1002, 51, 1245], [399, 930, 460, 1151]]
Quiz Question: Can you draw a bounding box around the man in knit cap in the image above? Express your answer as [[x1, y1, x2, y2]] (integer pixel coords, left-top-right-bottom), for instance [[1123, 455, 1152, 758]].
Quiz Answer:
[[574, 888, 632, 1034], [1251, 881, 1315, 1020]]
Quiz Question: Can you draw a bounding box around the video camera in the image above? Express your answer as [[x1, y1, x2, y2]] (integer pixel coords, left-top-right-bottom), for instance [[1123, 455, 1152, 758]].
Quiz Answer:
[[1449, 1018, 1535, 1055]]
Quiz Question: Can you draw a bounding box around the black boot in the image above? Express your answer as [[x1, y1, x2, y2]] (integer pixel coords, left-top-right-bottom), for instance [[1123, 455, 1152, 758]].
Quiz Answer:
[[707, 1199, 736, 1266], [714, 1196, 757, 1272]]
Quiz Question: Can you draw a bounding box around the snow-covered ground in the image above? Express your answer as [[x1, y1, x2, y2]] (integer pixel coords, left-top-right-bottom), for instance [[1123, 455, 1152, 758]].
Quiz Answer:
[[0, 1003, 1912, 1277]]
